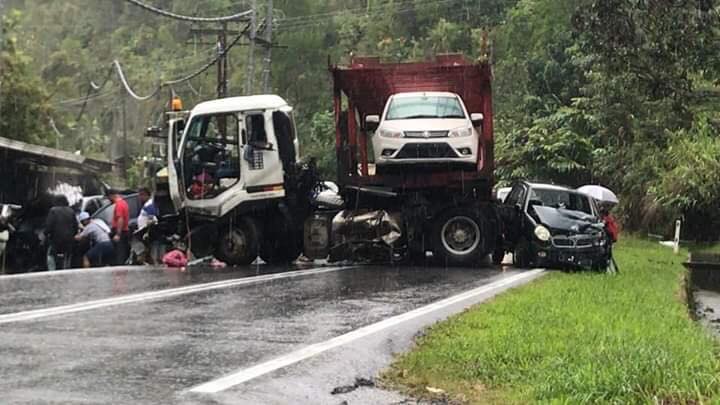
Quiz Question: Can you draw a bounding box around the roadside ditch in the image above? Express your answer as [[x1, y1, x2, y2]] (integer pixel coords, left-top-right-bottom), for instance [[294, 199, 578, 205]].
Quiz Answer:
[[685, 252, 720, 337]]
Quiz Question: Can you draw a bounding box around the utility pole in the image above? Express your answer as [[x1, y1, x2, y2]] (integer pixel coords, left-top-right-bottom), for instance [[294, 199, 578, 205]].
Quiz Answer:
[[122, 93, 128, 181], [245, 0, 257, 95], [190, 25, 245, 99], [261, 0, 273, 93], [217, 23, 228, 98]]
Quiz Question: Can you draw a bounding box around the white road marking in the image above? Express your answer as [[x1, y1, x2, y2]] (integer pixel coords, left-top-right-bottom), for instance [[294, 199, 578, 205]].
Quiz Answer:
[[0, 266, 351, 324], [190, 269, 545, 394], [0, 264, 159, 279]]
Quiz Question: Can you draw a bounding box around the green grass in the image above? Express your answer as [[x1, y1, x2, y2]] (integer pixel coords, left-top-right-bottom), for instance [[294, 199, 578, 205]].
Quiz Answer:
[[385, 238, 720, 404]]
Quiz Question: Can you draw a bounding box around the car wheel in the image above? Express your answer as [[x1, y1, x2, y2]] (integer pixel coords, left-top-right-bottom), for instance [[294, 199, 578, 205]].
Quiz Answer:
[[431, 209, 485, 267], [215, 217, 260, 266]]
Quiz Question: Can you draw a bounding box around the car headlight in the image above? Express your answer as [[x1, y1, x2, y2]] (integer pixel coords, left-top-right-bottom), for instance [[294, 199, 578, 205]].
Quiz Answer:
[[378, 129, 403, 138], [449, 126, 473, 137], [534, 225, 551, 242]]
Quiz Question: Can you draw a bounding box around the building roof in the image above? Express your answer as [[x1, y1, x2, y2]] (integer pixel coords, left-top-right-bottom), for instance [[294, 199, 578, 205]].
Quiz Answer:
[[190, 95, 290, 116], [0, 136, 113, 172]]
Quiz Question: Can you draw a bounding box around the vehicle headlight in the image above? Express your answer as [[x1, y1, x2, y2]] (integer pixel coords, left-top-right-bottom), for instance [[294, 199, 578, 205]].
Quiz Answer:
[[378, 129, 403, 138], [534, 225, 551, 242], [449, 126, 473, 137]]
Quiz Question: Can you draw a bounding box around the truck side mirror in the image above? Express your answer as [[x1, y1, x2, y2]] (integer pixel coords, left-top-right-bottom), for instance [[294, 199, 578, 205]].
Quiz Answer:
[[470, 113, 484, 127], [365, 115, 380, 132]]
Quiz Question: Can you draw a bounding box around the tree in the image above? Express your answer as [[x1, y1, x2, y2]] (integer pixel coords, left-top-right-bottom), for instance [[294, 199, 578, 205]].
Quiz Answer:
[[0, 10, 55, 146]]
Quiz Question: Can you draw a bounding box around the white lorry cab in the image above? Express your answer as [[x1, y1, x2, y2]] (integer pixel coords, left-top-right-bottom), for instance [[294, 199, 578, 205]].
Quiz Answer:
[[169, 95, 299, 219]]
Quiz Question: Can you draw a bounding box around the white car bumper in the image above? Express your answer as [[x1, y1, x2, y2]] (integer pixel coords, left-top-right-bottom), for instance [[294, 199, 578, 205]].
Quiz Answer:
[[371, 135, 479, 165]]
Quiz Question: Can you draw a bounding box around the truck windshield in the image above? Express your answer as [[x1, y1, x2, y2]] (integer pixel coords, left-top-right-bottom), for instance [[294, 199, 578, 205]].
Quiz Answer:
[[182, 112, 241, 200], [385, 96, 466, 120]]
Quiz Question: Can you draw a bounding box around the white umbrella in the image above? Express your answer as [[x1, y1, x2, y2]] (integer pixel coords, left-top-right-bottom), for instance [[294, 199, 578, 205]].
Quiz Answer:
[[577, 185, 619, 204]]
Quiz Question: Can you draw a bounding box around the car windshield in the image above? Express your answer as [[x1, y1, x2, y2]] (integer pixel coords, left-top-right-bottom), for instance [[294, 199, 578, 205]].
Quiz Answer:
[[528, 188, 594, 215], [385, 96, 466, 120]]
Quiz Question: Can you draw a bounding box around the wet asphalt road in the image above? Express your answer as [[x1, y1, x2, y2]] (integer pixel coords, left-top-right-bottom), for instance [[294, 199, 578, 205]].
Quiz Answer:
[[0, 263, 543, 404]]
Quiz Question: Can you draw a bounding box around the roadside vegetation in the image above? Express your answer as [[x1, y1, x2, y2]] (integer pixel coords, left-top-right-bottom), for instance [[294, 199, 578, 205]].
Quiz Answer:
[[385, 237, 720, 403]]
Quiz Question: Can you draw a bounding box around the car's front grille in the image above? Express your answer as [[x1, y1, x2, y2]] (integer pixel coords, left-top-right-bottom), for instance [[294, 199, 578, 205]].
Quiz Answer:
[[404, 130, 449, 138], [552, 233, 601, 248], [395, 143, 459, 159]]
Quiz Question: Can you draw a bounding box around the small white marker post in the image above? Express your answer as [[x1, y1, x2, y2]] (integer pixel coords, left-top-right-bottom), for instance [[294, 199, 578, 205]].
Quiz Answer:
[[673, 219, 682, 255]]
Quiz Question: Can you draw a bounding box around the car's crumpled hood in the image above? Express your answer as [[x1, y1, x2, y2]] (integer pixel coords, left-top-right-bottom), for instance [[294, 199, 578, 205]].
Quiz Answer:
[[533, 206, 598, 232]]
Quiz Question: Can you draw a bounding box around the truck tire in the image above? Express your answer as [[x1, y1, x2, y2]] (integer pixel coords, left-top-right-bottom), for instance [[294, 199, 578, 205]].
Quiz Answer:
[[260, 234, 301, 265], [215, 217, 261, 266], [431, 209, 485, 267], [259, 212, 302, 264]]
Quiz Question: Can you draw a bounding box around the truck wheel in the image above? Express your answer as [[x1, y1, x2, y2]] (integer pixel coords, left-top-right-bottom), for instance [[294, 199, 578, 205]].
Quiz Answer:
[[215, 217, 260, 266], [260, 236, 301, 265], [431, 210, 485, 266]]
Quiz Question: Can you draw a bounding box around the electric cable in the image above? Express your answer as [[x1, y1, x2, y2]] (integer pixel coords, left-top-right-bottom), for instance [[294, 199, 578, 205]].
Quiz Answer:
[[113, 28, 247, 101], [123, 0, 252, 23]]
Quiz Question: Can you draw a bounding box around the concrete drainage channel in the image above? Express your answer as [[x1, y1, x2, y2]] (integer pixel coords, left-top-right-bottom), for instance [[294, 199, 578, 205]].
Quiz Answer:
[[684, 253, 720, 337]]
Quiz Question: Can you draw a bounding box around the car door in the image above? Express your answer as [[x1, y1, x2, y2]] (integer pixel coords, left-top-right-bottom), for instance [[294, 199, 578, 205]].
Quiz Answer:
[[499, 183, 528, 247]]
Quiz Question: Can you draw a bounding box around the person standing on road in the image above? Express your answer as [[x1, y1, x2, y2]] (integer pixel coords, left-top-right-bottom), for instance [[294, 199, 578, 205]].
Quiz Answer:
[[107, 189, 130, 265], [75, 212, 114, 268], [136, 187, 158, 229], [45, 195, 78, 270]]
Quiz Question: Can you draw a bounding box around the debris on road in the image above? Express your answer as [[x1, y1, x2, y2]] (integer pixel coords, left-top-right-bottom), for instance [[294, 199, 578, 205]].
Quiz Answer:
[[331, 377, 377, 395]]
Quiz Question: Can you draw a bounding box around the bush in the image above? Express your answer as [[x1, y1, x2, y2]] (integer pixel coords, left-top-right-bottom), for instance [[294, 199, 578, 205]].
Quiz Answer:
[[651, 116, 720, 240]]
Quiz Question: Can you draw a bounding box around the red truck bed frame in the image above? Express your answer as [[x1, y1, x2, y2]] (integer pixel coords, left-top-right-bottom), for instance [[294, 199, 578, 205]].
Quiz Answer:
[[330, 54, 494, 194]]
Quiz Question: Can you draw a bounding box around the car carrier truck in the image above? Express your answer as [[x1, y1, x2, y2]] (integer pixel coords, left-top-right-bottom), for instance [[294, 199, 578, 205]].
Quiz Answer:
[[153, 54, 501, 267]]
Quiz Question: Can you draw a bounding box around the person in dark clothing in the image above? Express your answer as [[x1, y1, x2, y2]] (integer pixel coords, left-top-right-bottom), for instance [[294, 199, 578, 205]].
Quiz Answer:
[[45, 195, 78, 270]]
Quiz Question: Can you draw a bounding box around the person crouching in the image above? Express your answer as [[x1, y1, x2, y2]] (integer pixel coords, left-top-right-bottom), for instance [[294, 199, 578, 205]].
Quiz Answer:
[[75, 212, 114, 268]]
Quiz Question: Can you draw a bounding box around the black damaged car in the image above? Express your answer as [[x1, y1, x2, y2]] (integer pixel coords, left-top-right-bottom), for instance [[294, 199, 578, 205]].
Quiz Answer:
[[498, 181, 611, 270]]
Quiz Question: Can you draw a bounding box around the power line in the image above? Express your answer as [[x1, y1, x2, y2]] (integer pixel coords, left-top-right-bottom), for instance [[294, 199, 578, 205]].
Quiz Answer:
[[112, 28, 248, 101], [123, 0, 252, 23]]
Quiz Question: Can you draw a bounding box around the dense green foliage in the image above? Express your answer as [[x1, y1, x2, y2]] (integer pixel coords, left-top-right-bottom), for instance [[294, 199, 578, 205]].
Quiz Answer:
[[0, 10, 54, 146], [387, 238, 720, 403], [2, 0, 720, 237]]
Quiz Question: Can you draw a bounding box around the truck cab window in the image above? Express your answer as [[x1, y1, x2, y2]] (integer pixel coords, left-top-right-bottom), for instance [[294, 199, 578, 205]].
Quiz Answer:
[[246, 114, 267, 145], [182, 112, 240, 200]]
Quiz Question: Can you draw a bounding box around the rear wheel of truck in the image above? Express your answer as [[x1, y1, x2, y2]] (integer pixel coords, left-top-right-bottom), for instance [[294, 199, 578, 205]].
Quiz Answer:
[[258, 213, 302, 265], [431, 210, 485, 267], [259, 235, 301, 265], [215, 217, 261, 266]]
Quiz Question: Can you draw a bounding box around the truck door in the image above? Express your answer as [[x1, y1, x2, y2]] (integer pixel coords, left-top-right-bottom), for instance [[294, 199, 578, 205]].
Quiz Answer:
[[167, 118, 186, 210], [240, 111, 285, 193]]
